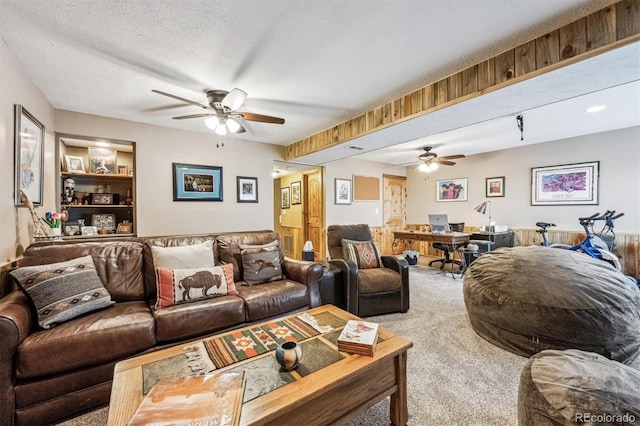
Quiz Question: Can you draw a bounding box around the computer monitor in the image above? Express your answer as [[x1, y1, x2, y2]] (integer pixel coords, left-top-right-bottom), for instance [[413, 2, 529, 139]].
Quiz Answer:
[[428, 214, 449, 233]]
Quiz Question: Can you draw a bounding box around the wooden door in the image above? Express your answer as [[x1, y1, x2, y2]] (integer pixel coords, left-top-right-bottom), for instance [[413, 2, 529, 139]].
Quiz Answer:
[[382, 174, 407, 255], [304, 169, 324, 261]]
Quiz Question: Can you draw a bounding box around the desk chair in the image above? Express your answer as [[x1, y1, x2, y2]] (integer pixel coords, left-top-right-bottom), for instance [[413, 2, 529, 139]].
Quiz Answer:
[[429, 222, 465, 270]]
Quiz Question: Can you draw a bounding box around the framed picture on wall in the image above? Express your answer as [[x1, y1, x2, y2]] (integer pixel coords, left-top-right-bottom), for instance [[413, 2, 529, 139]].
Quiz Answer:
[[335, 178, 352, 205], [237, 176, 258, 203], [486, 176, 505, 197], [291, 181, 301, 205], [436, 178, 468, 202], [281, 187, 290, 209], [172, 163, 223, 201], [531, 161, 599, 205], [14, 104, 45, 206]]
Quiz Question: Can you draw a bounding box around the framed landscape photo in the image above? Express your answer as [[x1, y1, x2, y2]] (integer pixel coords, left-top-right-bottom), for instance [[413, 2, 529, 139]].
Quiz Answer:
[[436, 178, 468, 202], [291, 181, 301, 205], [173, 163, 223, 201], [14, 104, 45, 206], [531, 161, 599, 205], [335, 178, 352, 205], [65, 155, 86, 173], [237, 176, 258, 203], [281, 187, 290, 209], [88, 147, 117, 174], [486, 176, 505, 197]]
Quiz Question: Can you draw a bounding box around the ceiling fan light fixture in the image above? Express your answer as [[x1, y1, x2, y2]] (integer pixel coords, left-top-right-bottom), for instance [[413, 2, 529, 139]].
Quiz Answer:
[[418, 163, 429, 172], [214, 121, 228, 136], [226, 117, 241, 133], [205, 115, 220, 130], [431, 162, 439, 171]]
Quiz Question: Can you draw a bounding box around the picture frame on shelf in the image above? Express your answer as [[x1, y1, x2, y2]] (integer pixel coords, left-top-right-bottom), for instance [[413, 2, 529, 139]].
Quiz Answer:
[[117, 164, 128, 175], [335, 178, 352, 205], [281, 187, 290, 209], [92, 214, 116, 231], [291, 181, 301, 205], [436, 178, 468, 202], [14, 105, 45, 206], [90, 193, 115, 205], [63, 221, 80, 237], [486, 176, 505, 197], [172, 163, 223, 201], [116, 220, 132, 234], [81, 226, 98, 236], [531, 161, 599, 206], [236, 176, 258, 203], [88, 147, 117, 174], [64, 155, 86, 173]]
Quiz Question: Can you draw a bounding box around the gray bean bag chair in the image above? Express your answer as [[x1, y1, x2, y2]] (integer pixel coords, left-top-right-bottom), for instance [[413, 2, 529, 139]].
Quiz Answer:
[[518, 349, 640, 425], [463, 246, 640, 366]]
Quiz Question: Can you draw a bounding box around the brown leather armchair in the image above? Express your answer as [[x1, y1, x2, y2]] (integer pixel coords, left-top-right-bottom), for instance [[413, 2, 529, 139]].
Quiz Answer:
[[327, 224, 409, 317]]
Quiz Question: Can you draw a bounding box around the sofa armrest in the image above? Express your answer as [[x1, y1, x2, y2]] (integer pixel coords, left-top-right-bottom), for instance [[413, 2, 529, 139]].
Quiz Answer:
[[282, 258, 324, 308], [0, 290, 33, 425], [329, 259, 358, 314]]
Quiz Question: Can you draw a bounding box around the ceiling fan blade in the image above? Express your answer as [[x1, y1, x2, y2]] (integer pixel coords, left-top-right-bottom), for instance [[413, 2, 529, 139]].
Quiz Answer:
[[222, 88, 247, 111], [436, 160, 456, 166], [240, 112, 285, 124], [439, 154, 466, 160], [172, 113, 214, 120], [152, 90, 209, 109]]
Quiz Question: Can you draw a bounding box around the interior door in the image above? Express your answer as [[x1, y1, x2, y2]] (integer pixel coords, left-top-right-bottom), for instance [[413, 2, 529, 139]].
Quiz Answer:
[[382, 174, 407, 255], [304, 169, 324, 261]]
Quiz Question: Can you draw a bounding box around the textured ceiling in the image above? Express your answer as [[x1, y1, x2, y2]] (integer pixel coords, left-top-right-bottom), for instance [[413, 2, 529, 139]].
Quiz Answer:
[[1, 0, 636, 166]]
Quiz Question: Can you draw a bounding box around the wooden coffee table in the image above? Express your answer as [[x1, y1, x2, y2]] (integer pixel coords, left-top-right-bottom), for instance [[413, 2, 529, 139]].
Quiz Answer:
[[107, 305, 412, 425]]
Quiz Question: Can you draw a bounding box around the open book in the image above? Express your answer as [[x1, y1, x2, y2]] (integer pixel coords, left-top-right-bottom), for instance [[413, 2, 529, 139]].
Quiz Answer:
[[337, 320, 379, 356], [128, 371, 245, 426]]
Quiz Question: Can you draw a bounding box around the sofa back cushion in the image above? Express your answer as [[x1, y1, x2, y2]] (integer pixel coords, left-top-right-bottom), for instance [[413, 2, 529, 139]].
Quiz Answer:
[[19, 239, 145, 302], [142, 235, 218, 300], [217, 231, 283, 282]]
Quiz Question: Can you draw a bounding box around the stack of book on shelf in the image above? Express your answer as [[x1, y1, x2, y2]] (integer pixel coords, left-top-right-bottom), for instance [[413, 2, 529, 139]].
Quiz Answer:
[[128, 371, 245, 426], [337, 320, 379, 356]]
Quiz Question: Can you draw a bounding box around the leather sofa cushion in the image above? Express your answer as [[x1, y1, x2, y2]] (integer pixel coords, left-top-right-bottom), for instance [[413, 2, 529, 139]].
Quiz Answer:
[[358, 268, 402, 294], [17, 301, 155, 380], [19, 240, 145, 302], [152, 295, 246, 343], [237, 280, 309, 322]]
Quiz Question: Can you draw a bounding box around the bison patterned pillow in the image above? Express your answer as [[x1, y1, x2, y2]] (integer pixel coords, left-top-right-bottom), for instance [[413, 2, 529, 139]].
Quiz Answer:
[[155, 263, 236, 308], [240, 242, 284, 285], [10, 255, 114, 329]]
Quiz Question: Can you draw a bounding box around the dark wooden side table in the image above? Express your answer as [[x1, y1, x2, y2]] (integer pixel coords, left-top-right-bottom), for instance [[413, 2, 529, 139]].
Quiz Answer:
[[318, 262, 345, 309], [470, 231, 515, 248]]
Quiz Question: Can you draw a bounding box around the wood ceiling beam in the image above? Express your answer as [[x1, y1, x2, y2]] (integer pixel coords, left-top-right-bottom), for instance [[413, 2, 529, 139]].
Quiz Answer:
[[285, 0, 640, 161]]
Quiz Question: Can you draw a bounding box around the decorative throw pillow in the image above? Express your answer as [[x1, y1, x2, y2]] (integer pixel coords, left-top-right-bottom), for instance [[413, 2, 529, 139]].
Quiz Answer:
[[240, 241, 284, 285], [9, 255, 114, 329], [151, 240, 215, 270], [341, 239, 382, 269], [155, 263, 236, 308]]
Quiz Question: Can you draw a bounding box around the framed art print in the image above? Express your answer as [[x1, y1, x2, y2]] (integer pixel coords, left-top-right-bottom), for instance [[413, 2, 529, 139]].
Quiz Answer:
[[531, 161, 599, 205], [64, 155, 86, 173], [281, 187, 290, 209], [335, 178, 352, 205], [14, 105, 45, 206], [88, 147, 117, 174], [486, 176, 505, 197], [291, 181, 301, 205], [436, 178, 468, 202], [237, 176, 258, 203], [172, 163, 223, 201]]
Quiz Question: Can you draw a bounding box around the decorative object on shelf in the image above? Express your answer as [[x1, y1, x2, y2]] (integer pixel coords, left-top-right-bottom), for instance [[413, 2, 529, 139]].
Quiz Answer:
[[280, 187, 290, 209], [90, 193, 117, 205], [236, 176, 258, 203], [64, 155, 86, 173], [92, 214, 116, 232], [62, 177, 76, 204], [486, 176, 505, 198], [291, 181, 301, 205], [335, 178, 352, 205], [64, 221, 80, 236], [88, 147, 117, 174], [531, 161, 599, 206], [14, 105, 45, 206], [275, 341, 303, 371], [116, 220, 132, 234], [125, 188, 133, 205], [172, 163, 223, 201], [436, 178, 468, 202], [117, 164, 128, 175], [81, 226, 98, 236], [43, 211, 64, 238]]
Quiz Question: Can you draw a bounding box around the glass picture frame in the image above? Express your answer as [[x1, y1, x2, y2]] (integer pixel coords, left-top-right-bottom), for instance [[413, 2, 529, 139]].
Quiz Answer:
[[436, 178, 468, 202], [291, 181, 301, 205], [14, 105, 45, 206], [172, 163, 223, 201], [335, 178, 352, 205], [237, 176, 258, 203], [531, 161, 599, 205], [486, 176, 505, 197], [281, 187, 290, 209]]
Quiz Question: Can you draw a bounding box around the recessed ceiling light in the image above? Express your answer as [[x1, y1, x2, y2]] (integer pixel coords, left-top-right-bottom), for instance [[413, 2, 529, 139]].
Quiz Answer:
[[585, 105, 606, 113]]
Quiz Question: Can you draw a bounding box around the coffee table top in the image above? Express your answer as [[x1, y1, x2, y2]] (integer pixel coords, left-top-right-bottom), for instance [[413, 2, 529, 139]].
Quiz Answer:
[[107, 305, 412, 426]]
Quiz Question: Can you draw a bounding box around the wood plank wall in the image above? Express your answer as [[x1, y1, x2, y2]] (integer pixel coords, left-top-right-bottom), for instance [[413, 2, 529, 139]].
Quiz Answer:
[[375, 225, 639, 279], [285, 0, 640, 161]]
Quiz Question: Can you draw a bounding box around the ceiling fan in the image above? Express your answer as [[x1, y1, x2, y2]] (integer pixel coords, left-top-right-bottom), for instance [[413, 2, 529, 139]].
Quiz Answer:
[[417, 146, 465, 172], [152, 88, 285, 136]]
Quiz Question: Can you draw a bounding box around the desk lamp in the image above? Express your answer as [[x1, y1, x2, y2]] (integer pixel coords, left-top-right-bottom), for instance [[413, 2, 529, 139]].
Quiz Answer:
[[474, 201, 492, 231]]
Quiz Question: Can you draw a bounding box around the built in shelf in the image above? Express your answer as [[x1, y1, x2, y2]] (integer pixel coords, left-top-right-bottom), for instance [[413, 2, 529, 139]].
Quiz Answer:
[[62, 172, 133, 180], [62, 204, 133, 208]]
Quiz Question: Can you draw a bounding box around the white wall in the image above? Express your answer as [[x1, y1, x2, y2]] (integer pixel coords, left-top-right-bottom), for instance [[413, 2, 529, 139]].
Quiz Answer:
[[54, 110, 282, 236], [324, 157, 406, 227], [407, 126, 640, 233], [0, 39, 56, 262]]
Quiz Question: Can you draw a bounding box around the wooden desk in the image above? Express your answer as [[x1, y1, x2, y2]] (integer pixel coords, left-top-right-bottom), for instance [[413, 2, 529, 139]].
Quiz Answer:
[[393, 230, 472, 246]]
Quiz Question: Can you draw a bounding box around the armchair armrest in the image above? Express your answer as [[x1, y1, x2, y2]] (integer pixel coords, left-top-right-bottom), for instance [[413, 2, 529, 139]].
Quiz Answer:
[[382, 256, 410, 313], [329, 259, 359, 314], [282, 258, 324, 308]]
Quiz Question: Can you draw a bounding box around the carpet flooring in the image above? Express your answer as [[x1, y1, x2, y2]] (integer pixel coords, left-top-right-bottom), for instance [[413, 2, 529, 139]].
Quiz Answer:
[[57, 265, 528, 425]]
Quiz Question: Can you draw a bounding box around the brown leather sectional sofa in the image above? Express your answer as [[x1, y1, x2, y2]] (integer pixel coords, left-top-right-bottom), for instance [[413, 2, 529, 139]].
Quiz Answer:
[[0, 230, 323, 426]]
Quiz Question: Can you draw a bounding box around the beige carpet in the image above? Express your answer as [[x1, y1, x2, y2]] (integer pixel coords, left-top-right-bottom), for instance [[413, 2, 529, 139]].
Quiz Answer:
[[57, 265, 527, 425]]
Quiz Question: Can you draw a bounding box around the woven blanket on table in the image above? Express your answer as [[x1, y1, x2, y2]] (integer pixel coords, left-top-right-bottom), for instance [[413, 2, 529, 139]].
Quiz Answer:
[[185, 315, 324, 375]]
